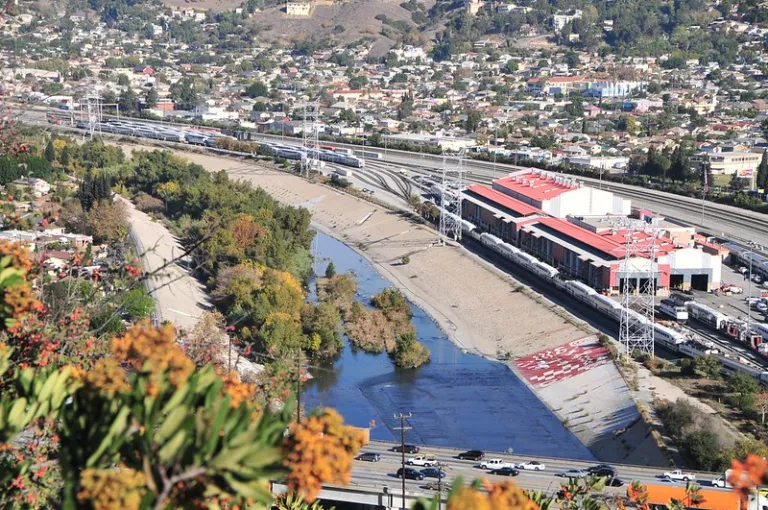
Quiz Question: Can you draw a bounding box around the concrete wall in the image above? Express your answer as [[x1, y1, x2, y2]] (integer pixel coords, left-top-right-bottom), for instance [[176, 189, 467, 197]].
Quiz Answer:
[[546, 188, 630, 218]]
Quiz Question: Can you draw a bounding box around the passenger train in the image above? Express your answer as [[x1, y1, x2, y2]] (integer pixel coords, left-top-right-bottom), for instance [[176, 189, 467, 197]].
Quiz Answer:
[[471, 231, 768, 384], [64, 117, 366, 169]]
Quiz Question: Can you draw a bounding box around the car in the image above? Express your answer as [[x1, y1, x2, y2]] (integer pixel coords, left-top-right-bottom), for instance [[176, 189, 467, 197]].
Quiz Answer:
[[755, 274, 764, 284], [420, 467, 447, 479], [757, 302, 768, 313], [712, 476, 732, 488], [362, 188, 370, 193], [393, 444, 420, 454], [396, 467, 425, 480], [480, 459, 513, 470], [367, 189, 375, 195], [607, 477, 625, 487], [490, 467, 520, 477], [559, 469, 589, 478], [587, 464, 615, 474], [356, 452, 381, 462], [591, 467, 618, 478], [457, 450, 485, 461], [424, 481, 451, 492], [407, 455, 437, 467], [663, 470, 695, 482], [516, 461, 546, 471]]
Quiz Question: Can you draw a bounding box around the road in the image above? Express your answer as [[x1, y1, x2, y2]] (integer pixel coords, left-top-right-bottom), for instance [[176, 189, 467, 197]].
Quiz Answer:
[[347, 440, 725, 499], [120, 196, 211, 331]]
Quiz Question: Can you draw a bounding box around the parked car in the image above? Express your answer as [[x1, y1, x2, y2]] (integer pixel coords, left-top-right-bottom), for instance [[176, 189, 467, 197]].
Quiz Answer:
[[559, 469, 589, 478], [457, 450, 485, 461], [754, 274, 764, 284], [407, 455, 437, 467], [663, 470, 695, 481], [490, 467, 520, 477], [421, 467, 447, 479], [393, 444, 420, 454], [356, 452, 381, 462], [516, 461, 546, 471], [396, 467, 425, 480], [480, 459, 514, 470], [757, 301, 768, 313]]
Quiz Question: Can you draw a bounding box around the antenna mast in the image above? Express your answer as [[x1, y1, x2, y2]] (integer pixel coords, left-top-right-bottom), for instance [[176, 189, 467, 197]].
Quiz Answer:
[[619, 221, 657, 359]]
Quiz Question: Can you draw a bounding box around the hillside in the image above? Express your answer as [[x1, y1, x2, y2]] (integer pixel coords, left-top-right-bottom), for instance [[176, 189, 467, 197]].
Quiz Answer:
[[249, 0, 438, 56]]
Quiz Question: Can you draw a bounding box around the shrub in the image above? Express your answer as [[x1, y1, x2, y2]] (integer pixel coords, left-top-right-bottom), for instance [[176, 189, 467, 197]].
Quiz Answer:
[[657, 398, 696, 439], [134, 192, 164, 213]]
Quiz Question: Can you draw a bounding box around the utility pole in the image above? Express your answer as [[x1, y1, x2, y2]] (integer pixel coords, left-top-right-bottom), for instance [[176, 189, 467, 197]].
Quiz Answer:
[[295, 353, 304, 424], [393, 412, 412, 510]]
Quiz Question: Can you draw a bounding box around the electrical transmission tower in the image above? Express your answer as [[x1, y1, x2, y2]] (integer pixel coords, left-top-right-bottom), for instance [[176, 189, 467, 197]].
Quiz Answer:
[[618, 224, 657, 359], [301, 100, 320, 177], [439, 148, 466, 244], [83, 94, 103, 138]]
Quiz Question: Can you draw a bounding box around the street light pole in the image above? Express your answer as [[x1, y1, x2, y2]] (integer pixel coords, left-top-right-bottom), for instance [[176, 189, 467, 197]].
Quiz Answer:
[[748, 243, 754, 336], [393, 413, 412, 510]]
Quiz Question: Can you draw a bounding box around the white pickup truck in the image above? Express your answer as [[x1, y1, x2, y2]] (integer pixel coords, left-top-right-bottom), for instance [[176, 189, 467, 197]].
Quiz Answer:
[[663, 469, 696, 482], [480, 458, 514, 470], [406, 455, 438, 467]]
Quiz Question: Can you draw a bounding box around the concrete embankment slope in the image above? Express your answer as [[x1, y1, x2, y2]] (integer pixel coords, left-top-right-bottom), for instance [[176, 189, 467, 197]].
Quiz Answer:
[[116, 143, 664, 465]]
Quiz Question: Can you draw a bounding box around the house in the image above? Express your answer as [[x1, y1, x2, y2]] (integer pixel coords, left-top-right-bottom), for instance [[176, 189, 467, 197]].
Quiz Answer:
[[286, 0, 312, 16], [12, 177, 51, 198]]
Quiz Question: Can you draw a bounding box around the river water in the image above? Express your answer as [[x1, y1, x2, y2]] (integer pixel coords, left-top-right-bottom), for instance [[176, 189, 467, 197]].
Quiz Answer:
[[304, 232, 595, 460]]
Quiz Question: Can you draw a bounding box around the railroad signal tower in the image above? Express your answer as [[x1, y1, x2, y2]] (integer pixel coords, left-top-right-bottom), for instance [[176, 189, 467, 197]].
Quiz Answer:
[[439, 149, 466, 244]]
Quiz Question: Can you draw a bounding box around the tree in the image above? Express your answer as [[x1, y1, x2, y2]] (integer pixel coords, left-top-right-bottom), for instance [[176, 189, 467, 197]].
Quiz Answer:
[[731, 174, 750, 191], [171, 78, 199, 110], [682, 430, 722, 471], [565, 99, 584, 117], [44, 139, 56, 163], [325, 261, 336, 279], [669, 145, 692, 183], [729, 372, 760, 410], [84, 200, 129, 244], [757, 151, 768, 191], [145, 86, 158, 109], [464, 110, 483, 133], [116, 73, 130, 86], [118, 86, 139, 114], [245, 80, 268, 98], [693, 355, 722, 379]]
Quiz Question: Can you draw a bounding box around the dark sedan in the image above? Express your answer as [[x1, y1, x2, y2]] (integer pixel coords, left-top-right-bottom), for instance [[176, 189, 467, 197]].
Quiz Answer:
[[392, 444, 420, 454], [490, 467, 520, 477], [356, 452, 381, 462], [421, 467, 447, 479], [457, 450, 485, 461], [396, 468, 425, 480]]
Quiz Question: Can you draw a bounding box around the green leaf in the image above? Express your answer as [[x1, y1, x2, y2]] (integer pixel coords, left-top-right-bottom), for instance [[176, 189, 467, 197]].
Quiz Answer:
[[157, 429, 187, 463], [160, 384, 190, 415], [86, 406, 130, 467], [156, 406, 188, 443], [7, 398, 27, 429]]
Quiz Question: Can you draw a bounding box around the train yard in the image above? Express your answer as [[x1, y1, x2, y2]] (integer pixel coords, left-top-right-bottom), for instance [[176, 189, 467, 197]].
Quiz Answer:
[[30, 109, 768, 384]]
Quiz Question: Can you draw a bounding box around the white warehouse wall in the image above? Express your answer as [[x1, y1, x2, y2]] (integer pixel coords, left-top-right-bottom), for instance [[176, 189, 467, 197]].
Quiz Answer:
[[546, 187, 632, 218]]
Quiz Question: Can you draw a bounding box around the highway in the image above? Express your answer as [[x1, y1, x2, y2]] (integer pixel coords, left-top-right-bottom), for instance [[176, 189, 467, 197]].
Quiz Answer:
[[345, 440, 726, 500]]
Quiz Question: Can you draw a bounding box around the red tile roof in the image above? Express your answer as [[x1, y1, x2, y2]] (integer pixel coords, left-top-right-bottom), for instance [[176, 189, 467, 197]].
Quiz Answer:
[[466, 184, 542, 217], [494, 172, 576, 203]]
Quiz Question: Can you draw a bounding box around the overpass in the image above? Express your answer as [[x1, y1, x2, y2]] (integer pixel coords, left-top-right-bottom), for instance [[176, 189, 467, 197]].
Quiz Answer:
[[274, 440, 726, 509]]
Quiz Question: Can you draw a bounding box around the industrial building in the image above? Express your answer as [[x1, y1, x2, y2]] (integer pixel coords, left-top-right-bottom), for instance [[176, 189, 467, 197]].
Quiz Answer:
[[461, 170, 724, 295]]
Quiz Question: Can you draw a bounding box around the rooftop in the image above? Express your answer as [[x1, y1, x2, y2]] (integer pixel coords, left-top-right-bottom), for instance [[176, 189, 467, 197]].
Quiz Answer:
[[494, 172, 579, 203], [464, 184, 543, 217]]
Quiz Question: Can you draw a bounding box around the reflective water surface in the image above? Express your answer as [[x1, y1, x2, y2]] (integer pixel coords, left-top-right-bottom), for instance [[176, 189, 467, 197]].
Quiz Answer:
[[304, 232, 594, 460]]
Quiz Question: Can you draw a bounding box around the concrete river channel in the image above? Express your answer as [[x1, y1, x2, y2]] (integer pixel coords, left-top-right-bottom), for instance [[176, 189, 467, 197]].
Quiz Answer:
[[304, 232, 595, 460]]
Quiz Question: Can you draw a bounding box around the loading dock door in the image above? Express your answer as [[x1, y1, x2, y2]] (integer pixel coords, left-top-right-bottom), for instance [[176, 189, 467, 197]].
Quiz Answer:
[[691, 274, 709, 291], [670, 274, 684, 289]]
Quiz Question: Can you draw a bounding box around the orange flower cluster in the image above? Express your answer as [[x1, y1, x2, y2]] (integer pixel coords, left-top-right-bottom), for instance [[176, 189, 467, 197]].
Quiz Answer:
[[77, 466, 147, 510], [281, 409, 366, 501], [112, 322, 193, 391], [81, 358, 130, 397], [3, 284, 43, 319], [218, 369, 257, 409], [730, 454, 768, 507], [0, 240, 34, 273], [446, 481, 539, 510]]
